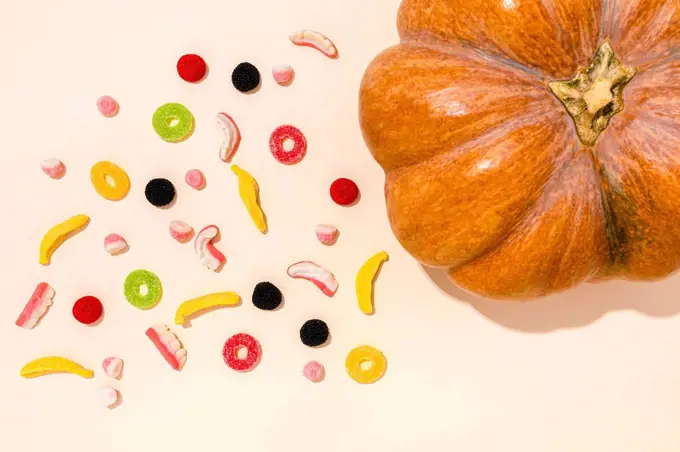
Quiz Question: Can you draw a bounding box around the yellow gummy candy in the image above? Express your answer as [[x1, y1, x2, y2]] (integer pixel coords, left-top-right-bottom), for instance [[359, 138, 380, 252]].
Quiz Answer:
[[39, 214, 90, 265], [174, 292, 241, 326], [20, 356, 94, 379], [345, 346, 387, 384], [231, 165, 267, 233], [356, 251, 389, 315]]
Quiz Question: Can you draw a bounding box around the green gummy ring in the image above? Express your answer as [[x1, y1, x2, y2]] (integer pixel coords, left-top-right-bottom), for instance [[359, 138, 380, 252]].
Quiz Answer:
[[152, 103, 194, 142], [124, 269, 162, 310]]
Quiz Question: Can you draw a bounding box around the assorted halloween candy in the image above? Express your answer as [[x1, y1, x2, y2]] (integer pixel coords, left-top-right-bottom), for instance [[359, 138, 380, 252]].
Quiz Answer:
[[15, 282, 55, 330], [287, 261, 338, 297], [39, 214, 90, 265], [356, 251, 388, 315], [152, 102, 194, 142], [289, 30, 338, 58], [232, 165, 267, 233], [146, 324, 187, 371], [194, 225, 226, 271], [223, 333, 261, 372], [124, 269, 162, 310], [20, 356, 94, 379], [90, 161, 130, 201], [72, 296, 104, 325], [269, 125, 307, 165], [174, 292, 241, 326], [216, 112, 241, 162], [103, 233, 128, 255], [40, 159, 66, 179]]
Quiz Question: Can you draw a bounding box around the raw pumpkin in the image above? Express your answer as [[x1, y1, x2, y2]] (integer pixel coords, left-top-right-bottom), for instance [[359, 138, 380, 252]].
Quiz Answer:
[[359, 0, 680, 300]]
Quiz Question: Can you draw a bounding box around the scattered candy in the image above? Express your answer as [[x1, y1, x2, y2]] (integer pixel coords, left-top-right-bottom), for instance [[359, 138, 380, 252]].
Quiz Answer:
[[146, 324, 187, 371], [272, 64, 294, 85], [356, 251, 389, 315], [287, 261, 338, 297], [177, 54, 207, 83], [252, 281, 282, 311], [145, 178, 176, 207], [15, 282, 55, 330], [20, 356, 94, 379], [169, 220, 194, 243], [232, 165, 267, 233], [102, 357, 123, 379], [232, 62, 261, 93], [90, 161, 131, 201], [185, 169, 205, 190], [223, 333, 261, 372], [345, 345, 387, 384], [39, 214, 90, 265], [194, 225, 226, 271], [216, 113, 241, 162], [96, 95, 119, 117], [72, 296, 104, 325], [174, 292, 241, 326], [104, 233, 128, 255], [40, 159, 66, 179], [152, 102, 194, 142], [124, 269, 162, 310], [289, 30, 338, 58], [300, 319, 330, 347], [316, 224, 339, 245], [303, 361, 325, 382], [330, 178, 359, 206], [99, 388, 121, 408], [269, 125, 307, 165]]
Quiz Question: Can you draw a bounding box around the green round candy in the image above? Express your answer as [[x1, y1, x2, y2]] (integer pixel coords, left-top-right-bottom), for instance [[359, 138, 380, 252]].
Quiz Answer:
[[124, 269, 162, 310], [152, 103, 194, 142]]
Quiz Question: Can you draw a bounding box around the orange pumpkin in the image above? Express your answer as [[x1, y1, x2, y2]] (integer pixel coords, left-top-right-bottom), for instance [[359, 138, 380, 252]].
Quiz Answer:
[[359, 0, 680, 300]]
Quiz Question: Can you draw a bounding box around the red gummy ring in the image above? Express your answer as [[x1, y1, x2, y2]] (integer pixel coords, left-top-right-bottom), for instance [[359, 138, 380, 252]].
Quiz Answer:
[[72, 296, 103, 325], [269, 125, 307, 165], [330, 178, 359, 206], [177, 54, 207, 83], [223, 333, 261, 372]]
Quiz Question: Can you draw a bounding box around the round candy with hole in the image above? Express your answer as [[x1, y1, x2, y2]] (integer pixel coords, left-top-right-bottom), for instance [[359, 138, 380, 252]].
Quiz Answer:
[[223, 333, 261, 372], [152, 103, 194, 142], [345, 345, 386, 384], [269, 125, 307, 164], [124, 270, 162, 310], [90, 161, 130, 201]]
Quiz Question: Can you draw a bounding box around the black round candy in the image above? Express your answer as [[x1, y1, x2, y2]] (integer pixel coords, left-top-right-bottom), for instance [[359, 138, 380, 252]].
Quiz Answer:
[[145, 178, 176, 207], [299, 319, 329, 347], [252, 282, 282, 311], [232, 62, 260, 93]]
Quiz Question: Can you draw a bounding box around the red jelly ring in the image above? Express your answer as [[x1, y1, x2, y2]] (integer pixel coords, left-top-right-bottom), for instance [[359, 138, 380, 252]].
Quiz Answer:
[[269, 125, 307, 164], [223, 333, 261, 372]]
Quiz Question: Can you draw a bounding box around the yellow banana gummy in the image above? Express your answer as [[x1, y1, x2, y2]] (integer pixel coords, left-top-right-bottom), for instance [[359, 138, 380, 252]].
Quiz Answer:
[[20, 356, 94, 379], [174, 292, 241, 326], [356, 251, 389, 315], [39, 214, 90, 265], [231, 165, 267, 233]]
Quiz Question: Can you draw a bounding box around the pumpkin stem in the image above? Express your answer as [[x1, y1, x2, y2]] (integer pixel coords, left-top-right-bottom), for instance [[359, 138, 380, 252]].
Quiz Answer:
[[548, 41, 636, 146]]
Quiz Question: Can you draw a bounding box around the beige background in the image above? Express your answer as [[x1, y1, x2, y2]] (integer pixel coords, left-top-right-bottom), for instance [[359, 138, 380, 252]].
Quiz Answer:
[[2, 0, 680, 451]]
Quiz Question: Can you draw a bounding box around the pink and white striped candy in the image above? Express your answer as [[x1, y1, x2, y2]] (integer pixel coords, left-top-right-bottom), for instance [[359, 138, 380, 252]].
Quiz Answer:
[[194, 225, 226, 271], [316, 224, 339, 245], [99, 388, 121, 408], [272, 65, 294, 85], [185, 169, 205, 190], [287, 261, 338, 297], [40, 159, 66, 179], [289, 30, 338, 58], [102, 357, 124, 379], [104, 234, 128, 255], [97, 95, 119, 117], [146, 324, 187, 371], [216, 113, 241, 162], [15, 282, 55, 329], [170, 220, 194, 243]]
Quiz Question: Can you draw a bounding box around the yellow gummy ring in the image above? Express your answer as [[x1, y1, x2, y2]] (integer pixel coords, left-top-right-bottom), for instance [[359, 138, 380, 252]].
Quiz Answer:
[[345, 345, 387, 384], [90, 161, 130, 201]]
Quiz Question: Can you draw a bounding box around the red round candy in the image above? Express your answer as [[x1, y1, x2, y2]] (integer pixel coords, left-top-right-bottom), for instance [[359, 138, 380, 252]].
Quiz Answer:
[[269, 125, 307, 164], [223, 333, 261, 372], [72, 296, 103, 325], [177, 54, 207, 83], [330, 178, 359, 206]]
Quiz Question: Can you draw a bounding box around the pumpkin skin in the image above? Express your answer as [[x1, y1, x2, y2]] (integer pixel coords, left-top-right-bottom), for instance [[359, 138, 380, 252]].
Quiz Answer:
[[359, 0, 680, 300]]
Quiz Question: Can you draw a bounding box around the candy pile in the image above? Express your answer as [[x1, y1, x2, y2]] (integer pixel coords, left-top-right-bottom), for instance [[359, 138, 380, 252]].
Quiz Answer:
[[22, 28, 390, 408]]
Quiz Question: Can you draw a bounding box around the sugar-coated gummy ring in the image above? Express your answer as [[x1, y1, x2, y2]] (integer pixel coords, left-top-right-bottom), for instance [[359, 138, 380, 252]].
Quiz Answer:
[[269, 125, 307, 165], [145, 178, 176, 207], [252, 282, 282, 311], [345, 345, 387, 384], [90, 161, 130, 201], [330, 178, 359, 206], [152, 103, 194, 142], [223, 333, 261, 372], [72, 296, 103, 325], [232, 62, 260, 93], [299, 319, 329, 347], [124, 270, 162, 310], [177, 54, 207, 83]]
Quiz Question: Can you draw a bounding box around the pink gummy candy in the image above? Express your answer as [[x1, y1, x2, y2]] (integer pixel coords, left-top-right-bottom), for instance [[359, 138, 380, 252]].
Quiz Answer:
[[97, 96, 119, 117]]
